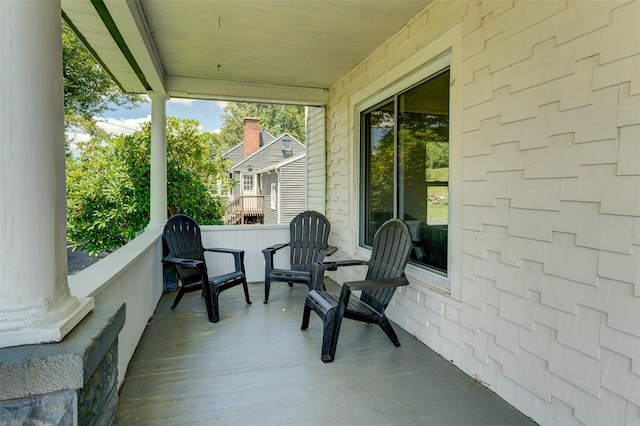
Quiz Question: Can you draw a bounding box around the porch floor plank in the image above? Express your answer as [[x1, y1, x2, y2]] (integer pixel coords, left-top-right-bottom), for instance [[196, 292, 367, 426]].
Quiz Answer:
[[118, 280, 537, 425]]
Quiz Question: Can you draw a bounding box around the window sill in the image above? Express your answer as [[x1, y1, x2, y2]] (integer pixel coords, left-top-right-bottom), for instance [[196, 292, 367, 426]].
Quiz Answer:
[[405, 262, 451, 295]]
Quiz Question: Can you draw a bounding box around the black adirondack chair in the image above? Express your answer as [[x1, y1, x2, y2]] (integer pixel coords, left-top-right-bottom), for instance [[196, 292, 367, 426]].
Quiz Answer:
[[163, 214, 251, 323], [262, 211, 337, 304], [301, 218, 412, 362]]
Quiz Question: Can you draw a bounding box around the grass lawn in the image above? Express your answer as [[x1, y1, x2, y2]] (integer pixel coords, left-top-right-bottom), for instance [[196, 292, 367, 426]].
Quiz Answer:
[[427, 168, 449, 223]]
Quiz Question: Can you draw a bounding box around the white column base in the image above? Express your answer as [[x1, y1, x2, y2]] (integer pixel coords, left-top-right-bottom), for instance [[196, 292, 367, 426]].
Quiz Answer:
[[0, 297, 94, 349]]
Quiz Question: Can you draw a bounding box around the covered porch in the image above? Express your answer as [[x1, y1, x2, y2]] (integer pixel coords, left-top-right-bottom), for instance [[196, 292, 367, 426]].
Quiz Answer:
[[1, 1, 639, 425], [117, 280, 535, 425]]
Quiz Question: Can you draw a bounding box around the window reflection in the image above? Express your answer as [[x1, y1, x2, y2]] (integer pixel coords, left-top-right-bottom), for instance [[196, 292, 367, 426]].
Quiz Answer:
[[362, 70, 450, 275]]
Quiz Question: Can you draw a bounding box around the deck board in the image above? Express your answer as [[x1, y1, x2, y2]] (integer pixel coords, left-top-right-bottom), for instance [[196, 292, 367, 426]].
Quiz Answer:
[[118, 280, 537, 425]]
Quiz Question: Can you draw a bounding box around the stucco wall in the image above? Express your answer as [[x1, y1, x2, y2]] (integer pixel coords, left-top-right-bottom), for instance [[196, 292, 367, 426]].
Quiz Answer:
[[324, 1, 640, 425]]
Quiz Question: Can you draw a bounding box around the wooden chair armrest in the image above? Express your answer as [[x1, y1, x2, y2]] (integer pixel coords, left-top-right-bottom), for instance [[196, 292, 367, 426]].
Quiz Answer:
[[262, 242, 289, 273], [205, 247, 244, 255], [262, 242, 289, 254], [311, 259, 369, 290], [343, 275, 409, 292], [320, 259, 368, 271], [204, 248, 246, 273], [320, 245, 338, 257], [162, 256, 203, 269], [307, 290, 337, 313]]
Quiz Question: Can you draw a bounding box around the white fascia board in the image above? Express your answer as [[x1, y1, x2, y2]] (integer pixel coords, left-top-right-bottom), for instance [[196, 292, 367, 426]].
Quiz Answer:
[[167, 76, 329, 106], [62, 0, 146, 93], [103, 0, 166, 94]]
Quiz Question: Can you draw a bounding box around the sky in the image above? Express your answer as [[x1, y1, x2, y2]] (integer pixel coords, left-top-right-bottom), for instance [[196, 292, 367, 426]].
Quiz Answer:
[[70, 96, 227, 144]]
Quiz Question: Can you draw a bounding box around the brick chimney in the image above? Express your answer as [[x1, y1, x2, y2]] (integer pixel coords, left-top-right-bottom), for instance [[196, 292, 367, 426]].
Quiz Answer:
[[244, 118, 260, 156]]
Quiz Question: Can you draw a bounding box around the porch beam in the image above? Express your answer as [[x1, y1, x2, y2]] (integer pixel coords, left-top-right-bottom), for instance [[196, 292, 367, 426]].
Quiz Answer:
[[167, 76, 329, 106]]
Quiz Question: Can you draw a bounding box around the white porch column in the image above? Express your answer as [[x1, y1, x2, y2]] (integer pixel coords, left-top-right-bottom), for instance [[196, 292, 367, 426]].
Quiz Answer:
[[149, 93, 168, 228], [0, 1, 93, 348]]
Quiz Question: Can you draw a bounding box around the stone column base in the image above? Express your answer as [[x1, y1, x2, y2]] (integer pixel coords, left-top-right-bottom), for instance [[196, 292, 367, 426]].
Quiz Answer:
[[0, 302, 126, 425]]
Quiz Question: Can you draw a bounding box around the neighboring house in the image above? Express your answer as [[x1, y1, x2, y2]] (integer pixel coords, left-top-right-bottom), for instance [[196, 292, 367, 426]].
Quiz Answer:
[[222, 118, 306, 225]]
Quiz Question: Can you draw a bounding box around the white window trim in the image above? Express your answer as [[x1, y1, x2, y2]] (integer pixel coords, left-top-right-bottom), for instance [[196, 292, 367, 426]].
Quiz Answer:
[[270, 183, 277, 210], [243, 173, 256, 195], [351, 50, 453, 290]]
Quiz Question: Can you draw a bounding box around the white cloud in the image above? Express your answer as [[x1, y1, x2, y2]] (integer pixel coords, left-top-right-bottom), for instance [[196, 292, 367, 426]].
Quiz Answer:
[[66, 129, 92, 156], [65, 116, 149, 155], [215, 101, 228, 109], [96, 116, 150, 135]]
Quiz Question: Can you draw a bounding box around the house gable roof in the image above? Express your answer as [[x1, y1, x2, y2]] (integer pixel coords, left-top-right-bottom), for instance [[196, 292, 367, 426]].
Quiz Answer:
[[222, 129, 277, 163], [230, 132, 305, 171], [221, 142, 244, 158], [256, 153, 306, 174]]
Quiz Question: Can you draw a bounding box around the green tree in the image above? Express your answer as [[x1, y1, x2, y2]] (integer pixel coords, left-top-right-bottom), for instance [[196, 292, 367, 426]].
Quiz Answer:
[[62, 20, 143, 143], [218, 102, 306, 151], [67, 117, 232, 255]]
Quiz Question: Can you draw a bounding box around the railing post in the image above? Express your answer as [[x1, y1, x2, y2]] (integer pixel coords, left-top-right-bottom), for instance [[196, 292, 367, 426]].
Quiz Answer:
[[241, 196, 245, 224]]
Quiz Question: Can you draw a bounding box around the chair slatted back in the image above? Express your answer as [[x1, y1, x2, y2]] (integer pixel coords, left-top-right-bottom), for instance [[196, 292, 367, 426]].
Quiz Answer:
[[361, 219, 412, 313], [290, 211, 331, 272], [163, 215, 206, 286]]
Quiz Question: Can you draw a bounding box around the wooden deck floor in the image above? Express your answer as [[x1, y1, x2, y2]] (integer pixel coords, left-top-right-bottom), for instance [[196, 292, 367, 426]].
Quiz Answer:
[[117, 280, 537, 426]]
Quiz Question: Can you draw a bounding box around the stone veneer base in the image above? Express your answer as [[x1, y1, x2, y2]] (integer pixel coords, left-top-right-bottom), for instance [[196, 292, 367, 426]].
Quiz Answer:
[[0, 302, 126, 425]]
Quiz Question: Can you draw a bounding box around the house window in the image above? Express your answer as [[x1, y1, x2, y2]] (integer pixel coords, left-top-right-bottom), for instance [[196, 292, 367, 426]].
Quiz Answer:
[[282, 139, 292, 152], [360, 68, 450, 275], [243, 174, 254, 192], [270, 183, 277, 209]]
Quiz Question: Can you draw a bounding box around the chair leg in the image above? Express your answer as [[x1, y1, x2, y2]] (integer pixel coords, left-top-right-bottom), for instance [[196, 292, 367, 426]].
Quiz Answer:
[[264, 277, 271, 304], [378, 315, 401, 347], [206, 285, 220, 323], [321, 307, 337, 363], [170, 287, 187, 309], [242, 279, 252, 305], [301, 303, 311, 330]]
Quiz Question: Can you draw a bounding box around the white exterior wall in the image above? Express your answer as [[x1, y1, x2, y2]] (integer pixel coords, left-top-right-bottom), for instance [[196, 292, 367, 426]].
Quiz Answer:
[[325, 1, 640, 425], [306, 106, 327, 214]]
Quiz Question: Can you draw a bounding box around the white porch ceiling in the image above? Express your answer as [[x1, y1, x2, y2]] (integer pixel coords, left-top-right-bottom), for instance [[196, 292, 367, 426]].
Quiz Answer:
[[62, 0, 431, 105]]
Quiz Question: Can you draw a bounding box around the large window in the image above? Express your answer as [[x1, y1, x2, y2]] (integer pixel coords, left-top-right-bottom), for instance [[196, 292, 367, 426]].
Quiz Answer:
[[361, 69, 450, 275]]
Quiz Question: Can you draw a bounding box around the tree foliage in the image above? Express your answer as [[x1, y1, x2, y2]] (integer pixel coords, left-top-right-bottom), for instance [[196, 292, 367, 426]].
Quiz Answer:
[[62, 20, 143, 142], [218, 102, 306, 151], [67, 118, 232, 255], [367, 111, 449, 229]]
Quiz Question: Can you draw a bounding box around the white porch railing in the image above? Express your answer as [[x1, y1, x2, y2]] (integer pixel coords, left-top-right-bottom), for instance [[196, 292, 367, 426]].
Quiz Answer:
[[68, 224, 290, 388], [68, 228, 164, 387], [200, 224, 290, 281]]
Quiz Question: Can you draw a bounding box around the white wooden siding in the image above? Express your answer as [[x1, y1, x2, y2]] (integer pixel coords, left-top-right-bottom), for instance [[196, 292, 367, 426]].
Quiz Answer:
[[306, 106, 326, 215], [224, 143, 246, 166], [262, 172, 279, 225], [69, 229, 164, 388], [279, 158, 308, 224], [325, 1, 640, 425], [199, 225, 290, 282]]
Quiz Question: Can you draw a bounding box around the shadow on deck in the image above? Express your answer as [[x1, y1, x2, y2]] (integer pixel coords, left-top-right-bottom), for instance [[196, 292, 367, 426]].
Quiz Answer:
[[118, 280, 537, 425]]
